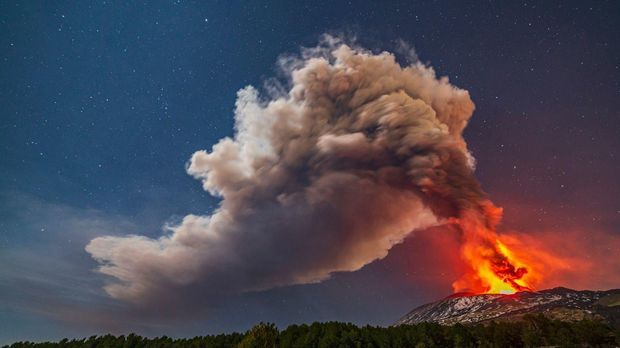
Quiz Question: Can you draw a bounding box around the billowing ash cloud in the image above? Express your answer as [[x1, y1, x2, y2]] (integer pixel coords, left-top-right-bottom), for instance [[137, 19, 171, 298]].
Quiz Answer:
[[86, 36, 488, 306]]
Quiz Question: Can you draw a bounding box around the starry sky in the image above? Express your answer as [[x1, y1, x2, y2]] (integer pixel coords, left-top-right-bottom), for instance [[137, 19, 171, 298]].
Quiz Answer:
[[1, 0, 619, 344]]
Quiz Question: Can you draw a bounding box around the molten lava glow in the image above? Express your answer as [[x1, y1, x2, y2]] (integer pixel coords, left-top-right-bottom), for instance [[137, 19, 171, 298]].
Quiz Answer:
[[454, 235, 534, 294], [449, 209, 620, 294], [452, 210, 537, 295], [481, 240, 532, 294]]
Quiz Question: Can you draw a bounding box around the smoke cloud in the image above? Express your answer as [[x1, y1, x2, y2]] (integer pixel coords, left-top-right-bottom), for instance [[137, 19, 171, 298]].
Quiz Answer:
[[86, 36, 493, 306]]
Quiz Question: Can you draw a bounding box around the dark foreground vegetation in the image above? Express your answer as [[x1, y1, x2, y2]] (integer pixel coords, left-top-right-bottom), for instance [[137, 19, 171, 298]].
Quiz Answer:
[[5, 315, 619, 348]]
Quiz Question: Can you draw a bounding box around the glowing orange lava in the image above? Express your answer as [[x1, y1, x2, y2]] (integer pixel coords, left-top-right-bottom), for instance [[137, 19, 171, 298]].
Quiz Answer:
[[452, 212, 537, 295], [478, 239, 532, 294]]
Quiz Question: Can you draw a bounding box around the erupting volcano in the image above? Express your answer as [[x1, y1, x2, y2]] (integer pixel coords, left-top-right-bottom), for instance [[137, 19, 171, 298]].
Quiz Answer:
[[444, 203, 535, 295], [423, 182, 547, 297], [456, 225, 533, 295], [87, 37, 592, 308]]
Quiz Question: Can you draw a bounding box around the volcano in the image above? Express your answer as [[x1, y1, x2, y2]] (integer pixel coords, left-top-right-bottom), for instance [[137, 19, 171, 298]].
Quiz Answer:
[[396, 287, 620, 328]]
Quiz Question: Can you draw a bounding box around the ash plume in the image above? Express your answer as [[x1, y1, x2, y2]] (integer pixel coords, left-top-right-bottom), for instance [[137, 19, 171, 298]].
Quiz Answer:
[[86, 36, 497, 306]]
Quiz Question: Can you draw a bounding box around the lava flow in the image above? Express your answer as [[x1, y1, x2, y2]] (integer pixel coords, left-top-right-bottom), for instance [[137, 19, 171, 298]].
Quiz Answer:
[[451, 205, 536, 295], [455, 235, 534, 294]]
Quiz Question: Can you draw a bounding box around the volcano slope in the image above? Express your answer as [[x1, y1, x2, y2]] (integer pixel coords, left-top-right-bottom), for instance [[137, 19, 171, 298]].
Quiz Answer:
[[396, 287, 620, 328]]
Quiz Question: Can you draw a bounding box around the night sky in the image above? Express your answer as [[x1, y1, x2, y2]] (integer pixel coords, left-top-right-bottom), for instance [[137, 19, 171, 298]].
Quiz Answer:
[[1, 1, 619, 344]]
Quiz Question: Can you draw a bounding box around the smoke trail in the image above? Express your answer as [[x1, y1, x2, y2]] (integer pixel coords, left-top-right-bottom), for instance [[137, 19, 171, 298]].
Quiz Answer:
[[86, 36, 500, 306]]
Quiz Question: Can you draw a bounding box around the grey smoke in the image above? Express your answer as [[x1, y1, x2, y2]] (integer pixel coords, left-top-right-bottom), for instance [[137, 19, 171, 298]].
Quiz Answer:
[[86, 37, 485, 306]]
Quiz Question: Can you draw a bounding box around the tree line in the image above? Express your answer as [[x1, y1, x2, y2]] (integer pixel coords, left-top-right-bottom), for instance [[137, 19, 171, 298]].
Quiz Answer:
[[5, 315, 619, 347]]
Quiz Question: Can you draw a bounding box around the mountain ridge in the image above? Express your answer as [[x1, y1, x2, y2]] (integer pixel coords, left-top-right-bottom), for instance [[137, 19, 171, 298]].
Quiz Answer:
[[396, 287, 620, 328]]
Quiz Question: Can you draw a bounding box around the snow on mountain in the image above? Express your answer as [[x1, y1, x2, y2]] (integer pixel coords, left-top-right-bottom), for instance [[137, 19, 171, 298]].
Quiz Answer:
[[396, 287, 620, 327]]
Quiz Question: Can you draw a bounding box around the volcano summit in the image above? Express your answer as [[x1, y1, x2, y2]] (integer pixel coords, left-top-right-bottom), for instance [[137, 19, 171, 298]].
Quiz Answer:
[[396, 287, 620, 328]]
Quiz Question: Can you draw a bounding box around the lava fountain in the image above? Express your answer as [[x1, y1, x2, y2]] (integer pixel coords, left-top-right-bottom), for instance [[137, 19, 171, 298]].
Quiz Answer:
[[450, 204, 536, 295]]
